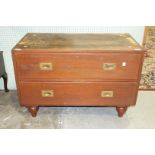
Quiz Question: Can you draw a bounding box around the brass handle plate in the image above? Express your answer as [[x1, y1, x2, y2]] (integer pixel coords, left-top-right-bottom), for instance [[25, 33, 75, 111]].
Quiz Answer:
[[101, 91, 113, 98], [40, 63, 52, 70], [103, 63, 116, 70], [42, 90, 54, 97]]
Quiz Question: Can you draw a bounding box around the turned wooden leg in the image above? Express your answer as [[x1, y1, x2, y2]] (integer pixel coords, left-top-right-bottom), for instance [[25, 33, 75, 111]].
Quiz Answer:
[[116, 106, 127, 117], [28, 106, 39, 117], [2, 72, 9, 92]]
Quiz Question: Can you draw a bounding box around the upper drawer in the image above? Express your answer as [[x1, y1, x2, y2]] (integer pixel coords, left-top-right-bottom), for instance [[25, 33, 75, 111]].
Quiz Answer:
[[13, 52, 143, 81]]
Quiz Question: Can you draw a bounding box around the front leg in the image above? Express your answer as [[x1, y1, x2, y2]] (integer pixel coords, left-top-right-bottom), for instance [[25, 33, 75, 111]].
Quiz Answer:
[[27, 106, 39, 117], [116, 106, 127, 117], [2, 72, 9, 92]]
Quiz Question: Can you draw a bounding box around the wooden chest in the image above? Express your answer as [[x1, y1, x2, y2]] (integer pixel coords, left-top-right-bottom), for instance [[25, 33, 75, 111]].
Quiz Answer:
[[12, 33, 145, 117]]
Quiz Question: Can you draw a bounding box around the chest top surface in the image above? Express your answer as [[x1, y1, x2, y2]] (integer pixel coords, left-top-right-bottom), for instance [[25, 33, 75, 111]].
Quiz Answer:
[[13, 33, 144, 52]]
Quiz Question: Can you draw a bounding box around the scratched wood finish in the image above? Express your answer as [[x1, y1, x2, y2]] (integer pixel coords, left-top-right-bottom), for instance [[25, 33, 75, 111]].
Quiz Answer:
[[13, 33, 143, 51], [12, 33, 145, 117]]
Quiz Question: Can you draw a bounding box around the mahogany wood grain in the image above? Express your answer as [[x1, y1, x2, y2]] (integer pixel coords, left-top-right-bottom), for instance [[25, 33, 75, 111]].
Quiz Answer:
[[14, 52, 142, 81], [28, 106, 39, 117], [19, 82, 138, 107], [116, 106, 127, 117], [12, 33, 145, 117]]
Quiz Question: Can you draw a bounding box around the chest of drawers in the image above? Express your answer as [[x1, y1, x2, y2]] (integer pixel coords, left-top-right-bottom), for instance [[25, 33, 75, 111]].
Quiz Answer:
[[12, 33, 145, 117]]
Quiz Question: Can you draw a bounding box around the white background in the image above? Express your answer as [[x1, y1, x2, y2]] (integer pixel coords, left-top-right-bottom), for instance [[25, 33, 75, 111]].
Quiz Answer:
[[0, 0, 155, 155]]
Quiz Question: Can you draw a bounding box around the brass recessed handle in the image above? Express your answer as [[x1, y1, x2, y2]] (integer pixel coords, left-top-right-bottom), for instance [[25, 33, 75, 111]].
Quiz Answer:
[[40, 63, 52, 70], [103, 63, 116, 70], [101, 91, 113, 98], [42, 90, 54, 97]]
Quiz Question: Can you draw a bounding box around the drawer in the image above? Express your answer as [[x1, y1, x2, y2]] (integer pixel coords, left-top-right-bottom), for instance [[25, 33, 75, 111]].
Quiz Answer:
[[14, 53, 142, 81], [19, 82, 138, 106]]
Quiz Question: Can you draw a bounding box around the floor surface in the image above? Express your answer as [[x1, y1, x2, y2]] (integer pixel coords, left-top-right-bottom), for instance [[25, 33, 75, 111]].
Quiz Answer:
[[0, 90, 155, 129]]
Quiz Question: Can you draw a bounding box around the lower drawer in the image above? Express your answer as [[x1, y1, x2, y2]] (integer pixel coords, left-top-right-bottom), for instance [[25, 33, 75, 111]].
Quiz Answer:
[[19, 82, 138, 106]]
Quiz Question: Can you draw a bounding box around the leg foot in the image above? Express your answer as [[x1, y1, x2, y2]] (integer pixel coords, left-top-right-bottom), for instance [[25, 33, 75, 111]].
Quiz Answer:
[[116, 106, 127, 117], [2, 72, 9, 92], [27, 106, 39, 117]]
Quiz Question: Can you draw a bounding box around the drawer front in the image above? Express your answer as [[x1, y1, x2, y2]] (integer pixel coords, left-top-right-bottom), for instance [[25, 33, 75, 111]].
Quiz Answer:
[[14, 53, 142, 81], [19, 82, 138, 106]]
